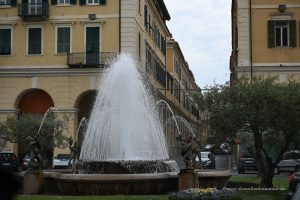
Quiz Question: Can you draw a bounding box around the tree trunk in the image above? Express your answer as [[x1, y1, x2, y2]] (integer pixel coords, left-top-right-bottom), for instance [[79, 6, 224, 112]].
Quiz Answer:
[[261, 168, 274, 188]]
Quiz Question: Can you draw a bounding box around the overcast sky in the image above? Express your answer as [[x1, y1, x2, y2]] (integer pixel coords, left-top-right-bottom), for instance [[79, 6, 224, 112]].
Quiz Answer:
[[164, 0, 232, 88]]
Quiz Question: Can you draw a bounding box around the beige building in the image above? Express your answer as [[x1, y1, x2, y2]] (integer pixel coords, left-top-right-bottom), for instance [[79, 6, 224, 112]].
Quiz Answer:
[[231, 0, 300, 83], [0, 0, 200, 156]]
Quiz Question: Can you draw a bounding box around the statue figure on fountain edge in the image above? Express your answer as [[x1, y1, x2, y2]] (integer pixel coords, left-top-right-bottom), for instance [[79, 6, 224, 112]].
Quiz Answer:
[[68, 137, 80, 173], [26, 135, 43, 169], [179, 135, 203, 169]]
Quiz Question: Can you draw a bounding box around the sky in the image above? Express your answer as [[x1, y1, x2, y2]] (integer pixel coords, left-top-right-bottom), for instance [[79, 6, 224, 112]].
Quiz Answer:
[[164, 0, 232, 88]]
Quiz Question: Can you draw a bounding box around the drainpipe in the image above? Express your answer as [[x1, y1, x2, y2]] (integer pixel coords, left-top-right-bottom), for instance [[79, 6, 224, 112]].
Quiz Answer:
[[249, 0, 253, 81], [119, 0, 121, 53]]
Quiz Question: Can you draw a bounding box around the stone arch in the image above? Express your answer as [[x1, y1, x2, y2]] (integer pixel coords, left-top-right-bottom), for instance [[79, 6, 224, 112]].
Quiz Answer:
[[16, 88, 54, 114], [75, 90, 97, 144], [16, 89, 55, 163]]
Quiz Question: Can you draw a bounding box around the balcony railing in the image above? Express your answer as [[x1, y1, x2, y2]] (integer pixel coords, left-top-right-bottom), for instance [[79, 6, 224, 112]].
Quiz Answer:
[[67, 52, 118, 68], [18, 2, 49, 18]]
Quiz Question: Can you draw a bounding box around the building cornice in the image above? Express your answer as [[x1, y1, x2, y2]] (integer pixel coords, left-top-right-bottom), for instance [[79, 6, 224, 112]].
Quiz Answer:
[[0, 109, 20, 113], [0, 67, 105, 77], [252, 4, 300, 9], [236, 65, 300, 73]]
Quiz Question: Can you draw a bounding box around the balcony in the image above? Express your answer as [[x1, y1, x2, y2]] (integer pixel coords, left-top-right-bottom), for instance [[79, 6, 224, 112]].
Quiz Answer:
[[67, 52, 118, 68], [18, 2, 49, 19]]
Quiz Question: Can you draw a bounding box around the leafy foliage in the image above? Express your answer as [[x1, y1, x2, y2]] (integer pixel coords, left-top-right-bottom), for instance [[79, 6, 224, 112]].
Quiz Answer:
[[200, 76, 300, 187], [0, 113, 69, 166]]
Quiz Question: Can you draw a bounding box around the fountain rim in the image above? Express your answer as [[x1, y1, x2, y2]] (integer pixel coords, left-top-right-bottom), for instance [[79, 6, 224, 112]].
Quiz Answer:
[[48, 171, 178, 181]]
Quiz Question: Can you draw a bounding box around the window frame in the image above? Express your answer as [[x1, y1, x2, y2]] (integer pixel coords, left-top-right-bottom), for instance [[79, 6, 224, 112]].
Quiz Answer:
[[0, 26, 13, 56], [274, 21, 289, 47], [55, 25, 72, 54], [26, 25, 43, 55], [0, 0, 11, 6], [84, 24, 101, 53], [57, 0, 70, 5], [86, 0, 99, 5]]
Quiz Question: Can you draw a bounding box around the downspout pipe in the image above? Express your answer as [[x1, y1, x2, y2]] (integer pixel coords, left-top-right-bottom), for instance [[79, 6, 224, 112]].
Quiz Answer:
[[119, 0, 121, 53], [249, 0, 253, 81]]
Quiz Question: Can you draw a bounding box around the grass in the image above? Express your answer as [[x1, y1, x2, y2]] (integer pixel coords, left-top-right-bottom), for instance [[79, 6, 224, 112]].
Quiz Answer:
[[230, 175, 289, 200], [229, 175, 288, 189], [15, 176, 289, 200], [16, 195, 168, 200]]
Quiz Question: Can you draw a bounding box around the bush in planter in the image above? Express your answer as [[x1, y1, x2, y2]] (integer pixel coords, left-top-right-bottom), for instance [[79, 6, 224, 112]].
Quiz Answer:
[[169, 188, 241, 200]]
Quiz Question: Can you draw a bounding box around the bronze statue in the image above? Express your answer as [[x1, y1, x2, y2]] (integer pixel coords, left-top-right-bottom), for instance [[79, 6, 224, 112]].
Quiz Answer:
[[191, 137, 203, 168], [26, 135, 43, 169], [179, 135, 194, 168], [68, 137, 79, 173]]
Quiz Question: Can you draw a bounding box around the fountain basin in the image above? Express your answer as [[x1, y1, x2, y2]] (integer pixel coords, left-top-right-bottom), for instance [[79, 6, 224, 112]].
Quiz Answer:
[[76, 160, 179, 174], [52, 172, 178, 195], [196, 169, 232, 189]]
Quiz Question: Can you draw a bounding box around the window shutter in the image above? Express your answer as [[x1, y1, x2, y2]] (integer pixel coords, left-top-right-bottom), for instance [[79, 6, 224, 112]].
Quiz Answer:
[[268, 20, 275, 48], [10, 0, 17, 6], [144, 5, 148, 29], [51, 0, 57, 5], [79, 0, 86, 5], [289, 20, 296, 47], [99, 0, 105, 5]]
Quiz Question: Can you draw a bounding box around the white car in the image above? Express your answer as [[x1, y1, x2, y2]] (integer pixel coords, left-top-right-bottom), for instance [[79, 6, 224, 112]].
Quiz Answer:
[[52, 154, 71, 169]]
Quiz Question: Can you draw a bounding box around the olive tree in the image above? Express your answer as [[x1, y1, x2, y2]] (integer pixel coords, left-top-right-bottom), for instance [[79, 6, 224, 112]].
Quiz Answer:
[[200, 77, 300, 187], [0, 114, 69, 167]]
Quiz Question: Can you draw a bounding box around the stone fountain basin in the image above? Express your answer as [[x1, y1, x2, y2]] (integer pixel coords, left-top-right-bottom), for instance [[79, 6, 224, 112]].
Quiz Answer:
[[51, 172, 178, 195]]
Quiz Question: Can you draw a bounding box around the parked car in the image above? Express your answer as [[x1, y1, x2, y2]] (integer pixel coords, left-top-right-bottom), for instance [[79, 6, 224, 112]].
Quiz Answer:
[[0, 151, 19, 172], [237, 152, 257, 174], [289, 171, 300, 192], [21, 154, 31, 170], [196, 151, 215, 169], [52, 154, 71, 169], [275, 150, 300, 174]]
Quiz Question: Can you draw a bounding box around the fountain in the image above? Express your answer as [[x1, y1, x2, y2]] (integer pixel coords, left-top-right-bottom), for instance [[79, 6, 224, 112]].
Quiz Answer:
[[51, 54, 179, 195], [23, 54, 231, 195]]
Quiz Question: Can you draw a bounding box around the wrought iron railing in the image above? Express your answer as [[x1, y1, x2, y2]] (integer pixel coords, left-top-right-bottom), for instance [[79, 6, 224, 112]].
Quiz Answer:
[[67, 52, 118, 68], [18, 2, 49, 18]]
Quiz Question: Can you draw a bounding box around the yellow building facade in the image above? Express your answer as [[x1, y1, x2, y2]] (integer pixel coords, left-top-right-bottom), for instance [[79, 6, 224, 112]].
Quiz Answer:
[[0, 0, 200, 155], [231, 0, 300, 83]]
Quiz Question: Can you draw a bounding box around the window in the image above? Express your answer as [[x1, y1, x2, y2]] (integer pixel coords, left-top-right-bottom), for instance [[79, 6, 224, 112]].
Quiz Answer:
[[268, 20, 296, 48], [58, 0, 70, 4], [0, 0, 16, 6], [27, 27, 42, 55], [0, 28, 11, 55], [87, 0, 98, 4], [138, 32, 141, 58], [79, 0, 105, 5], [56, 26, 71, 54], [174, 58, 181, 79], [51, 0, 76, 5], [155, 62, 166, 87], [174, 81, 180, 101], [146, 48, 153, 75]]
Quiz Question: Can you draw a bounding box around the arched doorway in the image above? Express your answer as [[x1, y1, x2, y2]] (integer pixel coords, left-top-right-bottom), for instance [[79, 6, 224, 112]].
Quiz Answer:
[[17, 89, 54, 166], [18, 89, 54, 114], [76, 90, 97, 145]]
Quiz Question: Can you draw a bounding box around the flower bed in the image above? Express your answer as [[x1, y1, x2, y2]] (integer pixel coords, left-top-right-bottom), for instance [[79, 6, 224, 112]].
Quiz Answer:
[[169, 188, 241, 200]]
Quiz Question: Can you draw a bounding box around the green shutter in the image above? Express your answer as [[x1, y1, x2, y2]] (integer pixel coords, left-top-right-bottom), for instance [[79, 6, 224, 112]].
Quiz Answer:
[[70, 0, 76, 4], [289, 20, 296, 47], [79, 0, 86, 5], [144, 5, 148, 29], [10, 0, 17, 6], [99, 0, 105, 5], [268, 20, 275, 48], [51, 0, 57, 5]]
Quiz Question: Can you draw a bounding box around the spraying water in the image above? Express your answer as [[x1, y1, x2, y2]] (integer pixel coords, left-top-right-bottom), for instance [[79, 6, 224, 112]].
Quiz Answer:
[[37, 107, 59, 137], [79, 54, 169, 162]]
